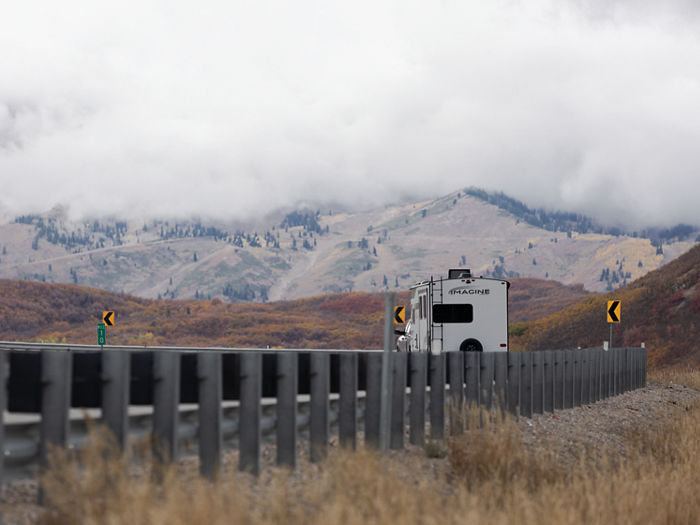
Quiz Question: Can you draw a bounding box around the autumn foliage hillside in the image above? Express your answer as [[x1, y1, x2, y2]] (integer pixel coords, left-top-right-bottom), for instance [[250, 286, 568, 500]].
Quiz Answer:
[[513, 243, 700, 368], [0, 279, 405, 349], [507, 279, 589, 323], [0, 276, 589, 350]]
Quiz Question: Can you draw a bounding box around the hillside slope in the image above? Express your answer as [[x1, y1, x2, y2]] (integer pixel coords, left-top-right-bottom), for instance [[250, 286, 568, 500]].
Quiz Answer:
[[0, 277, 584, 349], [513, 244, 700, 367], [0, 279, 389, 349]]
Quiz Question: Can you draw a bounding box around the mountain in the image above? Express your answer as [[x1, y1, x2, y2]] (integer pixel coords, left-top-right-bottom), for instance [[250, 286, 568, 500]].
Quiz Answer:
[[512, 243, 700, 368], [0, 189, 696, 302]]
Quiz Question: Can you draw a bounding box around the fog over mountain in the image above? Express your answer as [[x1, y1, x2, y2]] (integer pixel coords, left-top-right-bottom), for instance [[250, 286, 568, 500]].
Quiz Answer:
[[2, 0, 699, 228]]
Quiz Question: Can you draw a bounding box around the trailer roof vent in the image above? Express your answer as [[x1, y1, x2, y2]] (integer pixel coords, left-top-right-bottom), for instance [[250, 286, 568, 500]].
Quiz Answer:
[[448, 268, 472, 279]]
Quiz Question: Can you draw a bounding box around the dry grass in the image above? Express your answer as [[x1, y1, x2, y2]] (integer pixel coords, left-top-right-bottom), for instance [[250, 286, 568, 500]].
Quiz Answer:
[[35, 370, 700, 525], [448, 409, 568, 493], [39, 433, 464, 525], [649, 367, 700, 390]]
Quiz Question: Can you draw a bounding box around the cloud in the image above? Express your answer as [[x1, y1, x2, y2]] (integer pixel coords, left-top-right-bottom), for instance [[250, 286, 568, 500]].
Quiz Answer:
[[1, 0, 699, 228]]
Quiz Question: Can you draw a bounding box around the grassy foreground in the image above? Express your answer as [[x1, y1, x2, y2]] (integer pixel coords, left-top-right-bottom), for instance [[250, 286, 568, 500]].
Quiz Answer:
[[36, 369, 700, 525]]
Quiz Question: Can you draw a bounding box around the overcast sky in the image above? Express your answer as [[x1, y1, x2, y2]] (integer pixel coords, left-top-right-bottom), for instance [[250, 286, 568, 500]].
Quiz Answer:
[[1, 0, 699, 228]]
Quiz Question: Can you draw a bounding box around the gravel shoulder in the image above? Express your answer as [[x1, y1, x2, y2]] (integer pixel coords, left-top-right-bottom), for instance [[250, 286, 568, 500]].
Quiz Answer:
[[517, 381, 700, 466]]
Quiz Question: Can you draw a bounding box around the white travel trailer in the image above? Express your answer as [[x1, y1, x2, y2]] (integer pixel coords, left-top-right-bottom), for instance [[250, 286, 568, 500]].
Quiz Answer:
[[397, 269, 509, 354]]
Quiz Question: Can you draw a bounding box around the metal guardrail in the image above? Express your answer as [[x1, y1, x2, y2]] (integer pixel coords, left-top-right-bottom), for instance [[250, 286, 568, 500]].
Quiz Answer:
[[0, 343, 648, 492]]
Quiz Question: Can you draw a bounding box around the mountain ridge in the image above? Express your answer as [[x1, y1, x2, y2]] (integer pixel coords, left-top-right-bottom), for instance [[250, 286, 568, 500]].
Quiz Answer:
[[0, 188, 696, 302]]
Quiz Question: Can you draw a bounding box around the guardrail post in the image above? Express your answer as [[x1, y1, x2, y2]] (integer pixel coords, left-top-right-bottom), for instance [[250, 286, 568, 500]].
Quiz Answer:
[[198, 352, 222, 480], [603, 349, 609, 399], [532, 351, 544, 414], [494, 352, 507, 419], [564, 350, 574, 409], [629, 348, 634, 392], [620, 348, 625, 393], [520, 352, 533, 418], [507, 352, 521, 417], [276, 352, 298, 467], [239, 352, 262, 474], [643, 347, 647, 386], [604, 348, 615, 397], [573, 351, 582, 407], [581, 350, 590, 405], [449, 352, 464, 434], [600, 349, 607, 398], [153, 351, 180, 463], [339, 353, 358, 449], [599, 349, 606, 399], [429, 354, 445, 439], [0, 350, 6, 493], [40, 350, 72, 460], [601, 349, 607, 399], [479, 352, 494, 411], [464, 352, 478, 410], [620, 348, 626, 393], [543, 351, 554, 413], [310, 353, 329, 462], [593, 349, 600, 401], [364, 353, 382, 448], [101, 350, 130, 449], [628, 348, 633, 390], [629, 348, 634, 390], [554, 350, 564, 409], [630, 348, 635, 389], [379, 294, 395, 452], [589, 350, 596, 402], [620, 348, 625, 392], [39, 350, 72, 504], [390, 352, 407, 449], [638, 348, 644, 389], [637, 348, 642, 389], [592, 350, 600, 403], [409, 353, 427, 446]]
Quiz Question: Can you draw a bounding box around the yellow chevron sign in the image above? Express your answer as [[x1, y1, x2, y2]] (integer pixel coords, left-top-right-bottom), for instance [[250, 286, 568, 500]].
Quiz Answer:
[[394, 306, 405, 324], [607, 300, 621, 323], [103, 311, 115, 326]]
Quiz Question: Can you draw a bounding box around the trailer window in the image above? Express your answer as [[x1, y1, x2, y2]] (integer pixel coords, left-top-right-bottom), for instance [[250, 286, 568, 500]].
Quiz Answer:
[[433, 304, 473, 323]]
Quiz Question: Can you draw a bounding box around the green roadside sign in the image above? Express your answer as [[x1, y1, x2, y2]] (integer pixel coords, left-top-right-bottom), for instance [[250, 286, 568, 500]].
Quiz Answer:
[[98, 322, 106, 346]]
